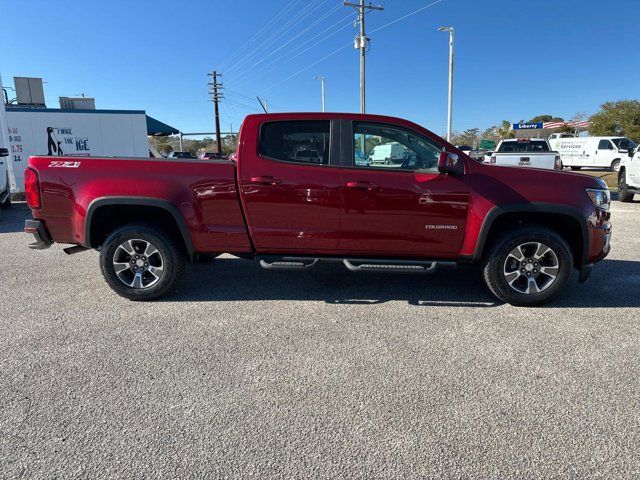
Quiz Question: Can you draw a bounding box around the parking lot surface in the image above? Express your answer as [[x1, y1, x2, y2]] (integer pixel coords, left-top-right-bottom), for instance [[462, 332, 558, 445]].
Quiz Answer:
[[1, 201, 639, 478]]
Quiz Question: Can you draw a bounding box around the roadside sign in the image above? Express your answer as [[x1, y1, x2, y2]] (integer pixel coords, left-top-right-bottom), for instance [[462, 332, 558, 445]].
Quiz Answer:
[[513, 122, 543, 130], [479, 139, 496, 150]]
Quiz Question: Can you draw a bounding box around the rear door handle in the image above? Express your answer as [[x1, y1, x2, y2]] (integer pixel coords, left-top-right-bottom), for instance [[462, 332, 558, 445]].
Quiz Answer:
[[346, 181, 379, 191], [251, 176, 281, 185]]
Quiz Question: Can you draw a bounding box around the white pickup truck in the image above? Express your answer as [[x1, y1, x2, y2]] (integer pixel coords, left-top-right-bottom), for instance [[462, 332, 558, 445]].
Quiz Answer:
[[619, 146, 640, 202], [489, 139, 562, 170]]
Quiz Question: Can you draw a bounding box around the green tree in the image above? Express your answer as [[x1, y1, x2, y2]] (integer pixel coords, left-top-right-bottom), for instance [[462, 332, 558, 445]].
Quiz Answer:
[[498, 120, 515, 139], [589, 100, 640, 141]]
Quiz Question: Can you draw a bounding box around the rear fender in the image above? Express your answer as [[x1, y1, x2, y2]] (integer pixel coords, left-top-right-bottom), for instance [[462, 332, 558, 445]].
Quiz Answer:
[[84, 197, 195, 258]]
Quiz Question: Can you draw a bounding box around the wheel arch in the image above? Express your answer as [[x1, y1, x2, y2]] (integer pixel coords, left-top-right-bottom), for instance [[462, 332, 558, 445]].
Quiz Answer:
[[473, 204, 589, 268], [84, 197, 195, 259]]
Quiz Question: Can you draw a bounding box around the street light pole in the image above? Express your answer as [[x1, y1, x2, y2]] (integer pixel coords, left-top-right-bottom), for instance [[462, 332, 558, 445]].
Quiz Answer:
[[314, 76, 326, 112], [438, 26, 454, 142]]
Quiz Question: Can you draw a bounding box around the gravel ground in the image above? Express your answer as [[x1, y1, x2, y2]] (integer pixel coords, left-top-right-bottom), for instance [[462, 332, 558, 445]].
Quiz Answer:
[[1, 201, 639, 479]]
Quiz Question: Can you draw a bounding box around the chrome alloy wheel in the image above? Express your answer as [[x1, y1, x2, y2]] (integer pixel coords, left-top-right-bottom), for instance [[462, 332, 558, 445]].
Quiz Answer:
[[503, 242, 559, 294], [112, 239, 164, 289]]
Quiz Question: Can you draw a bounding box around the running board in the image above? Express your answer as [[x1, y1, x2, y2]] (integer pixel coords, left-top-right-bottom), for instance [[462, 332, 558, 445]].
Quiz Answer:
[[343, 259, 455, 274], [259, 259, 319, 270], [256, 256, 456, 274]]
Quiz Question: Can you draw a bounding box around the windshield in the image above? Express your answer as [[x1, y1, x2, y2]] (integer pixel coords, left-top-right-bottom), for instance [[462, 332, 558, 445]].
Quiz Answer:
[[612, 138, 637, 150], [498, 141, 550, 153]]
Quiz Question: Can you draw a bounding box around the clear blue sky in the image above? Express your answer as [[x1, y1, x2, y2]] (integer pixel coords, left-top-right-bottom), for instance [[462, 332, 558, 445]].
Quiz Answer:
[[2, 0, 639, 136]]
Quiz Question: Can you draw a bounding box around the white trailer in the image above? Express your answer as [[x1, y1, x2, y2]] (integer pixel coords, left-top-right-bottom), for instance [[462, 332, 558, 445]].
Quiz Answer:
[[4, 107, 150, 192], [549, 136, 637, 172]]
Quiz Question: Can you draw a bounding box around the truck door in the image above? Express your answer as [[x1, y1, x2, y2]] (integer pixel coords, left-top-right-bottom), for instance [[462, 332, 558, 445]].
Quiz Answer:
[[338, 121, 469, 256], [238, 119, 341, 251], [594, 139, 614, 167]]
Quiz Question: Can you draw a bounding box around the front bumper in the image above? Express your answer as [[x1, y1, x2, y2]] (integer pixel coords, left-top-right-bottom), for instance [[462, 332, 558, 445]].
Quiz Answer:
[[579, 221, 611, 283], [24, 219, 53, 250]]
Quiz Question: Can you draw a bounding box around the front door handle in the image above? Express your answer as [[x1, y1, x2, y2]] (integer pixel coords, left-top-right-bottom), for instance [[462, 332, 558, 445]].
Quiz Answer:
[[346, 181, 379, 191], [251, 176, 281, 185]]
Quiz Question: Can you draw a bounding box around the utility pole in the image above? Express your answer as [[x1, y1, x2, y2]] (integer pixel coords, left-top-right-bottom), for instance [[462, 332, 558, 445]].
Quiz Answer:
[[314, 76, 326, 112], [208, 71, 223, 154], [343, 0, 383, 114], [438, 26, 454, 142]]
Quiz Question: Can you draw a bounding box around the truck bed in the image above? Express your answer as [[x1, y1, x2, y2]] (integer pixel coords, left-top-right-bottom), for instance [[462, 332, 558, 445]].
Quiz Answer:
[[28, 155, 252, 253]]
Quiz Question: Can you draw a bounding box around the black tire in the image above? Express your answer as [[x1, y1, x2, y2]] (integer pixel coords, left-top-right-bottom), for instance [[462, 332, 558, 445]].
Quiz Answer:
[[618, 169, 635, 202], [1, 175, 11, 208], [483, 226, 572, 307], [570, 166, 582, 171], [99, 224, 185, 301], [611, 159, 621, 172]]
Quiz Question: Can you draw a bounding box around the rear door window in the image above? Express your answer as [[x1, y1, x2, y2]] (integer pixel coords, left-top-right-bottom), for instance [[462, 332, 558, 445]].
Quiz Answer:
[[598, 140, 613, 150], [498, 141, 549, 153], [259, 121, 330, 165]]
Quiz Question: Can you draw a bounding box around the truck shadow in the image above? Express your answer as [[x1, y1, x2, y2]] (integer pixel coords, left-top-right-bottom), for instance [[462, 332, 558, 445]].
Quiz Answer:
[[0, 203, 30, 234], [169, 257, 640, 309]]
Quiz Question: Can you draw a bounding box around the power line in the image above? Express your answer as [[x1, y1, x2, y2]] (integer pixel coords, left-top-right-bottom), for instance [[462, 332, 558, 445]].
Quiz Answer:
[[225, 0, 329, 77], [230, 15, 354, 90], [259, 41, 353, 94], [369, 0, 445, 35], [217, 0, 303, 71], [241, 3, 343, 73], [258, 0, 447, 95]]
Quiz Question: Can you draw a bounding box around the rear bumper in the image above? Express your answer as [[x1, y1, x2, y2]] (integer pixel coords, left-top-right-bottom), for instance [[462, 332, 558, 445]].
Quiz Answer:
[[24, 219, 53, 250]]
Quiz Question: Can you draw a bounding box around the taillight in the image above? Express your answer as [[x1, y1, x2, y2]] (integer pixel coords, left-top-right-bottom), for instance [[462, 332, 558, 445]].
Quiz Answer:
[[24, 168, 41, 209]]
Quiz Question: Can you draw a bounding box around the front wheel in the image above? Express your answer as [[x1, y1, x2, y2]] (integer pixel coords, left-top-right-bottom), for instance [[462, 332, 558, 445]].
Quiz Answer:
[[100, 224, 185, 300], [483, 226, 572, 306], [618, 170, 635, 202], [611, 159, 621, 172]]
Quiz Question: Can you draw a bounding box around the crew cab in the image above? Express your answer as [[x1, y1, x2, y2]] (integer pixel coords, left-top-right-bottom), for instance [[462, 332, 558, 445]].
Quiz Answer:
[[24, 113, 611, 306], [489, 138, 562, 170]]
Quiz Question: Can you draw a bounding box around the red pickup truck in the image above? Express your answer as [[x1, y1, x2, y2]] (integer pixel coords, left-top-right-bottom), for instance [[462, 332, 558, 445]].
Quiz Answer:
[[24, 113, 611, 306]]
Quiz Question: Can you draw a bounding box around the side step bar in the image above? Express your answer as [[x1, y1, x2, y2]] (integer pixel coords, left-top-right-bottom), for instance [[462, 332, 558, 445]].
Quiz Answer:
[[259, 259, 319, 270], [343, 259, 454, 274], [257, 256, 456, 274]]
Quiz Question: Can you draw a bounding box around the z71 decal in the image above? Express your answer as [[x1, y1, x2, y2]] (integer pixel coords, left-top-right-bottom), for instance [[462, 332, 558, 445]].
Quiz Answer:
[[49, 161, 81, 168]]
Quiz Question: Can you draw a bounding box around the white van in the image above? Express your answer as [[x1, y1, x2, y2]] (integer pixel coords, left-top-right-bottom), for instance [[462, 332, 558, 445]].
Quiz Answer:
[[548, 133, 575, 140], [369, 142, 409, 165], [549, 136, 637, 172]]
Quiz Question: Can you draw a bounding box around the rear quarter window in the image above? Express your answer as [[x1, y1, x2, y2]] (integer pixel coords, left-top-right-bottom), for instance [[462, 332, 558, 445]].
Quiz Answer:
[[259, 121, 330, 165]]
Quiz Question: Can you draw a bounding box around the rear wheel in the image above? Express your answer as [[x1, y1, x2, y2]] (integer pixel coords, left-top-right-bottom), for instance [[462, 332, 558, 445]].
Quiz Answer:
[[100, 224, 185, 300], [483, 226, 572, 306], [570, 166, 582, 171], [611, 159, 621, 172], [618, 170, 635, 202]]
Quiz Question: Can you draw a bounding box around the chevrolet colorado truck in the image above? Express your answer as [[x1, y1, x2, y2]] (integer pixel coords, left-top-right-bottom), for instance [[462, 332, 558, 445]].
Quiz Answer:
[[24, 113, 611, 306]]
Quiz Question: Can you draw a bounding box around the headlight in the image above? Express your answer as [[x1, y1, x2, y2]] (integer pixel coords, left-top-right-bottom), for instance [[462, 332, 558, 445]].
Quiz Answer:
[[586, 188, 610, 211]]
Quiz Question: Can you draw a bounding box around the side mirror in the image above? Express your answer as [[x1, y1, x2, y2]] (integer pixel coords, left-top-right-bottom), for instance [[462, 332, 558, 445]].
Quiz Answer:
[[0, 148, 8, 157], [438, 151, 463, 175], [628, 148, 635, 157]]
